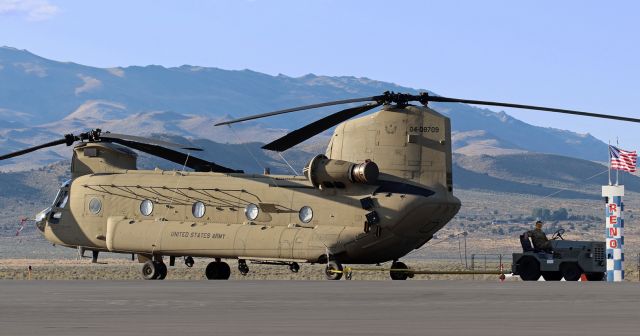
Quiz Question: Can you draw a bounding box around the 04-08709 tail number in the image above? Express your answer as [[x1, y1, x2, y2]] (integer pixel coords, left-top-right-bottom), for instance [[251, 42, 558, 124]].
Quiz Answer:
[[409, 126, 439, 133]]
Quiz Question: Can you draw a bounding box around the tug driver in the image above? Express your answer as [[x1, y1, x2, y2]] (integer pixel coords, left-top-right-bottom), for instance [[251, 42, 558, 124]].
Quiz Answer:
[[527, 220, 552, 252]]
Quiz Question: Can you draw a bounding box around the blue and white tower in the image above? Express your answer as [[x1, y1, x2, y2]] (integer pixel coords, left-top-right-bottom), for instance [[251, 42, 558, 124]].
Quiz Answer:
[[602, 185, 624, 282]]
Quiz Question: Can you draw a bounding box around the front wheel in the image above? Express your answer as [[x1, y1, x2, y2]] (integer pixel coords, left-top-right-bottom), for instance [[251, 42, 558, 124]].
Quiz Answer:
[[156, 262, 167, 280], [141, 260, 159, 280], [205, 261, 231, 280]]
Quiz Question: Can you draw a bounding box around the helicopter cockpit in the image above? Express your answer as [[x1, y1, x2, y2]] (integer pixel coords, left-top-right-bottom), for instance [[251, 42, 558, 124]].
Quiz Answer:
[[35, 179, 71, 232]]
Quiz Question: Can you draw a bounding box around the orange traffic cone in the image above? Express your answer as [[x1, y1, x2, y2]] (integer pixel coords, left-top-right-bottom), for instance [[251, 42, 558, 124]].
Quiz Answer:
[[580, 273, 587, 281]]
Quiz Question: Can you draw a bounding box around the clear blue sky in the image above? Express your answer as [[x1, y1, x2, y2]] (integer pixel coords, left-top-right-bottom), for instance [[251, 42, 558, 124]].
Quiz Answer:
[[2, 0, 640, 152]]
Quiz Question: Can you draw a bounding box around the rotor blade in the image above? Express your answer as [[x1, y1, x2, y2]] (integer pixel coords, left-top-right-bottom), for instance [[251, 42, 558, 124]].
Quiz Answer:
[[214, 96, 378, 126], [0, 137, 70, 161], [101, 133, 202, 151], [108, 138, 240, 173], [262, 102, 382, 152], [427, 96, 640, 123]]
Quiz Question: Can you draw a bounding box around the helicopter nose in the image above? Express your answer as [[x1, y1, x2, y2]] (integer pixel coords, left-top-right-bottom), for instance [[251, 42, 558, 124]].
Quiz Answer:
[[34, 207, 51, 233]]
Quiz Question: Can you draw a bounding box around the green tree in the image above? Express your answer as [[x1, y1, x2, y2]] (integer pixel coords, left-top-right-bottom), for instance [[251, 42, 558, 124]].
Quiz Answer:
[[532, 208, 551, 220], [551, 208, 568, 220]]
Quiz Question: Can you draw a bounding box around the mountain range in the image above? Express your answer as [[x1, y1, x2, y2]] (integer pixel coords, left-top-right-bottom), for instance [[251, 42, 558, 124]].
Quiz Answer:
[[0, 46, 611, 170], [2, 46, 638, 200]]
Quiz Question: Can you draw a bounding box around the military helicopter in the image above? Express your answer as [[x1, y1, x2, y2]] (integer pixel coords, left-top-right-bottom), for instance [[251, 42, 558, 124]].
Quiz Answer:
[[2, 91, 638, 280]]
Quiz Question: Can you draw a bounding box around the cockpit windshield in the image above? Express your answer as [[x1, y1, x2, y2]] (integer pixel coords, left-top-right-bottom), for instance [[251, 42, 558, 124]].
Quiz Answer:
[[50, 180, 71, 222], [52, 180, 71, 208]]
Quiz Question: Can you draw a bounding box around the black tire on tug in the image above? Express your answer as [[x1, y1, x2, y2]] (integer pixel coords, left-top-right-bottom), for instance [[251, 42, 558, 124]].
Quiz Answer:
[[541, 271, 562, 281], [205, 261, 231, 280], [585, 272, 606, 281], [141, 260, 159, 280], [325, 261, 343, 280], [156, 262, 167, 280], [390, 261, 411, 280], [560, 262, 582, 281], [517, 257, 541, 281]]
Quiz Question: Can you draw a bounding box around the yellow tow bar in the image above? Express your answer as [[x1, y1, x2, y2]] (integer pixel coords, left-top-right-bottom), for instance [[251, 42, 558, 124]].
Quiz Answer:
[[329, 267, 505, 280]]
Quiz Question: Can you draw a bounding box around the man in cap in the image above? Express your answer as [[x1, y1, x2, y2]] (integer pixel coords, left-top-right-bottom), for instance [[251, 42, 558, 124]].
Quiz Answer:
[[527, 220, 552, 252]]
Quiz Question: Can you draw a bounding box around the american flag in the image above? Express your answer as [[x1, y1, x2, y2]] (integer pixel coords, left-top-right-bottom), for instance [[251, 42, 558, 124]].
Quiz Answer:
[[609, 145, 637, 172]]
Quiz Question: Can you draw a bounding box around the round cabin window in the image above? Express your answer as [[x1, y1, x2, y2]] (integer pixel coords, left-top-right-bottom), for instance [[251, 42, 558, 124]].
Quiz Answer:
[[299, 206, 313, 223], [192, 201, 206, 218], [88, 198, 102, 214], [140, 199, 153, 216], [245, 203, 259, 221]]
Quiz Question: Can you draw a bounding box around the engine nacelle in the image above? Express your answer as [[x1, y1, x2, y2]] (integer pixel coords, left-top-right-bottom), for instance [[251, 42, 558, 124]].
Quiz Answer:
[[304, 154, 379, 189], [71, 142, 137, 179]]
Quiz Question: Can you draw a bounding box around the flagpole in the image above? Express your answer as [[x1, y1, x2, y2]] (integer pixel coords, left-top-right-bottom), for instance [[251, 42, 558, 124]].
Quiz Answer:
[[608, 140, 612, 185], [616, 138, 620, 185]]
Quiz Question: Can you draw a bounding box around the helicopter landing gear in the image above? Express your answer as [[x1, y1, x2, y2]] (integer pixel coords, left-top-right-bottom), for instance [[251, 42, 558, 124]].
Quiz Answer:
[[141, 260, 167, 280], [325, 260, 343, 280], [289, 262, 300, 273], [390, 261, 413, 280], [157, 262, 167, 280], [141, 261, 156, 280], [184, 256, 194, 268], [205, 261, 231, 280], [238, 259, 249, 276]]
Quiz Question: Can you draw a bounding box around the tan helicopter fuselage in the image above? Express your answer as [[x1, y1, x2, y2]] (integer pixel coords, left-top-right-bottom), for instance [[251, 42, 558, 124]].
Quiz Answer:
[[39, 105, 461, 265]]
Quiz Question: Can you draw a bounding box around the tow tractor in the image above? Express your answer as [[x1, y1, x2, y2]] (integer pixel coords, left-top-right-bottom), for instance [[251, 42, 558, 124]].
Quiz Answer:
[[512, 229, 606, 281]]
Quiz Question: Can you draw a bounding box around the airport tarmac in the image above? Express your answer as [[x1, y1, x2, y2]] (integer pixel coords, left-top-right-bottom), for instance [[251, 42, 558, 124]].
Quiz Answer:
[[0, 280, 638, 336]]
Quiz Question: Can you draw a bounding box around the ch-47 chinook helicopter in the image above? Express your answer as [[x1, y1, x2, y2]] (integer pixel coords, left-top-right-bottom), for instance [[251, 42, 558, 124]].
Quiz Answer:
[[2, 91, 639, 280]]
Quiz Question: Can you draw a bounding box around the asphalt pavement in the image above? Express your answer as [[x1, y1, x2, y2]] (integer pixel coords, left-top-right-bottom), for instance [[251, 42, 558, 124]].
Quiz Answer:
[[0, 280, 638, 335]]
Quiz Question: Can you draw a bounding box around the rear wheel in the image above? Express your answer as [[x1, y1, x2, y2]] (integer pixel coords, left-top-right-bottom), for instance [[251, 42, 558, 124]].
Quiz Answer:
[[560, 263, 582, 281], [325, 261, 343, 280], [390, 261, 411, 280], [517, 257, 540, 281], [585, 272, 605, 281], [541, 271, 562, 281]]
